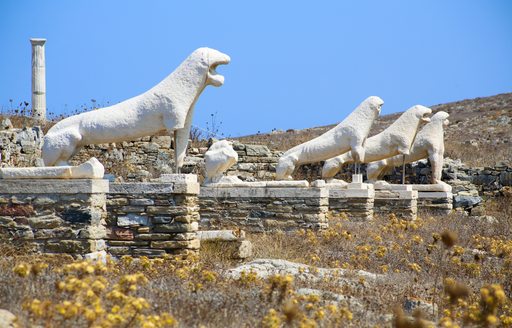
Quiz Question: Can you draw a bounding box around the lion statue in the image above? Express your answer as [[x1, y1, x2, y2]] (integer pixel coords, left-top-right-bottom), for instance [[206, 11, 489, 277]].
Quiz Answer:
[[366, 111, 450, 184], [203, 140, 240, 184], [275, 96, 384, 180], [42, 47, 230, 173], [321, 105, 432, 181]]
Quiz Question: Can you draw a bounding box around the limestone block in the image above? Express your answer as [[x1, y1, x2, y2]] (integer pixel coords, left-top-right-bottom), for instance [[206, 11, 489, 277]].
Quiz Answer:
[[135, 233, 172, 241], [0, 179, 108, 194], [197, 230, 246, 241], [158, 174, 197, 184], [117, 214, 149, 227], [245, 145, 271, 157], [151, 239, 200, 249], [0, 158, 104, 179], [110, 183, 174, 194], [201, 239, 252, 259], [27, 215, 63, 229], [106, 227, 134, 240], [200, 186, 328, 199], [130, 198, 155, 206], [153, 221, 198, 233]]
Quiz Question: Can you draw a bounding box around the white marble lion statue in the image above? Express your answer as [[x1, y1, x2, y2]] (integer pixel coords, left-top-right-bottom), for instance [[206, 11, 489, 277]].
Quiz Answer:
[[366, 111, 449, 184], [321, 105, 432, 180], [203, 140, 240, 184], [42, 47, 230, 173], [275, 96, 384, 180]]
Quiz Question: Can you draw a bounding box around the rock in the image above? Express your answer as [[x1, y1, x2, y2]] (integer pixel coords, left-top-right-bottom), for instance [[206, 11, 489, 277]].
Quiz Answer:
[[0, 118, 13, 130], [117, 214, 149, 227], [0, 309, 17, 328], [245, 145, 272, 157], [403, 297, 437, 315], [470, 206, 486, 216], [453, 195, 482, 209], [500, 171, 512, 186], [472, 174, 496, 186], [225, 259, 382, 285], [470, 215, 499, 224], [84, 250, 108, 264]]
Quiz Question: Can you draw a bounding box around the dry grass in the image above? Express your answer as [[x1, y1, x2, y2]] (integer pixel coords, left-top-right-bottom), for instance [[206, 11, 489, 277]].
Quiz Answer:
[[1, 194, 512, 327]]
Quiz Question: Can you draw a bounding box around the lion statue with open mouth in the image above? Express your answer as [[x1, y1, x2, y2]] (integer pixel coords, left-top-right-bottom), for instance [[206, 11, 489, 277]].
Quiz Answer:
[[42, 47, 230, 173]]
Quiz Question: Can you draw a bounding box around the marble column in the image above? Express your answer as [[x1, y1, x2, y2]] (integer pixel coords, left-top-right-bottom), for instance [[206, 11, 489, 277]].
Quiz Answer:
[[30, 38, 46, 121]]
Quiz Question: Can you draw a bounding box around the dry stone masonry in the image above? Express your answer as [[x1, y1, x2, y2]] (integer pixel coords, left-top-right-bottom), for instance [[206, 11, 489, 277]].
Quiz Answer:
[[373, 186, 418, 220], [106, 175, 200, 257], [328, 184, 375, 222], [199, 185, 329, 232], [0, 125, 42, 168], [0, 179, 108, 256]]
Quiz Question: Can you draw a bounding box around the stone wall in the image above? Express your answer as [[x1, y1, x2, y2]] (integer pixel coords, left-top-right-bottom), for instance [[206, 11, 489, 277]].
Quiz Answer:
[[199, 186, 328, 232], [0, 126, 42, 168], [106, 176, 200, 257], [0, 179, 108, 256]]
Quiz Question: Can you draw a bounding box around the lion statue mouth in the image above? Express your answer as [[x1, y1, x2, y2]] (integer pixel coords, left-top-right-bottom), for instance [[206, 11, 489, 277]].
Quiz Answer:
[[207, 53, 230, 86]]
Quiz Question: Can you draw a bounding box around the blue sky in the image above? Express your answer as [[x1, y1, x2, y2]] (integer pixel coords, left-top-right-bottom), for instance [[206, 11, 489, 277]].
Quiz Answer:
[[0, 1, 511, 137]]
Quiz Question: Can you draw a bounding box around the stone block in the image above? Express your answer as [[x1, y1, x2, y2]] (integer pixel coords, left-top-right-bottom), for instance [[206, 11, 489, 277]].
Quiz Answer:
[[500, 171, 512, 186], [0, 179, 109, 194], [109, 240, 149, 247], [135, 233, 172, 241], [151, 239, 200, 249], [130, 198, 155, 206], [106, 227, 134, 240], [117, 214, 149, 227], [153, 222, 198, 233], [146, 206, 188, 216], [132, 248, 167, 257], [107, 198, 129, 206], [27, 215, 63, 229], [245, 145, 271, 157]]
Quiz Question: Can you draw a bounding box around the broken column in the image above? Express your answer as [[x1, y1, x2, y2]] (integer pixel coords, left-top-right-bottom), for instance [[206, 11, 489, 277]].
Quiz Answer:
[[30, 38, 46, 122]]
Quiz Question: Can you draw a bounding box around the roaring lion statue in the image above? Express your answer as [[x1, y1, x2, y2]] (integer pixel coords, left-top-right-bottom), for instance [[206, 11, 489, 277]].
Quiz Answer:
[[321, 105, 432, 180], [42, 47, 230, 173], [366, 111, 449, 184], [275, 96, 383, 180]]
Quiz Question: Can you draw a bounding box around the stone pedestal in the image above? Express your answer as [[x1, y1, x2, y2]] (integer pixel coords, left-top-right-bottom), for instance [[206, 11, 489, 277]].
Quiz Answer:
[[407, 184, 453, 215], [417, 191, 453, 215], [107, 174, 200, 257], [373, 185, 418, 220], [328, 178, 375, 221], [30, 38, 46, 121], [199, 184, 328, 232], [0, 179, 108, 256]]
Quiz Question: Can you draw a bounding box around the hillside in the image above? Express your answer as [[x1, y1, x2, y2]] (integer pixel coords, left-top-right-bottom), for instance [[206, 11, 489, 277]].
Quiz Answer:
[[236, 93, 512, 167]]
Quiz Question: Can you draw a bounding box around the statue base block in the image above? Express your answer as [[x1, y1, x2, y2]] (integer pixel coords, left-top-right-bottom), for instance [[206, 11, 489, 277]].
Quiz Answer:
[[373, 183, 418, 220], [327, 183, 374, 222]]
